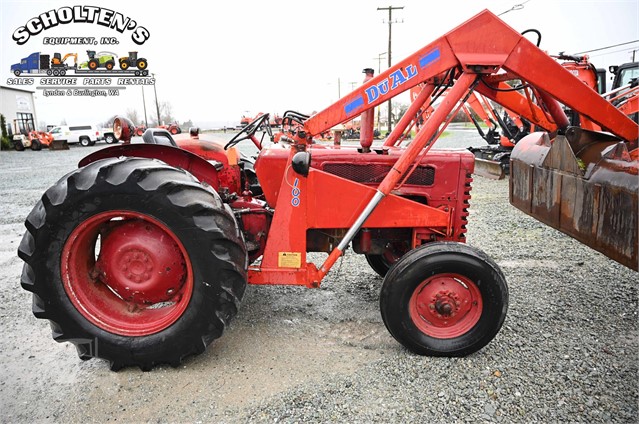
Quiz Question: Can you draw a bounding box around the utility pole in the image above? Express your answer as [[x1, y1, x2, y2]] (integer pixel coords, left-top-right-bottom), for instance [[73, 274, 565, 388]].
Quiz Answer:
[[377, 5, 403, 133], [141, 86, 148, 128], [374, 52, 386, 132], [152, 73, 161, 126]]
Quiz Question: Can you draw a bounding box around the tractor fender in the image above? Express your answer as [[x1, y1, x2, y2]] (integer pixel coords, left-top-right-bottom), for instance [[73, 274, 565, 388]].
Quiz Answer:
[[78, 144, 221, 190]]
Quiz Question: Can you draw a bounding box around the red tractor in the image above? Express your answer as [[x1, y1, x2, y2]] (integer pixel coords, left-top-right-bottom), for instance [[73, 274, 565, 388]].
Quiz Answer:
[[18, 10, 637, 370], [158, 122, 181, 135], [134, 124, 146, 136]]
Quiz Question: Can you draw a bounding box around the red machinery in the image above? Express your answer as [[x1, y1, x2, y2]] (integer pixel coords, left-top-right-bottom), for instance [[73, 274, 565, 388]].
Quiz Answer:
[[18, 10, 637, 370], [241, 113, 284, 128], [134, 124, 146, 136], [158, 122, 181, 135], [435, 54, 621, 179]]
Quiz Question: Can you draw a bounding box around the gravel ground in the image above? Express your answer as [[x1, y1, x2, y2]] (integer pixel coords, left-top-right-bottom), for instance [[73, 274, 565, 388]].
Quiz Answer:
[[0, 134, 636, 423]]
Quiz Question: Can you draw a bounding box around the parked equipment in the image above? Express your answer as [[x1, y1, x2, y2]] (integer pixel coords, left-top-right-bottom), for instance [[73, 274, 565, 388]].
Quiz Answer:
[[463, 55, 633, 179], [241, 113, 284, 129], [18, 10, 637, 371], [606, 62, 638, 124], [119, 51, 148, 71], [464, 93, 530, 179], [159, 123, 181, 135], [50, 53, 78, 75], [11, 119, 62, 150], [80, 50, 116, 71]]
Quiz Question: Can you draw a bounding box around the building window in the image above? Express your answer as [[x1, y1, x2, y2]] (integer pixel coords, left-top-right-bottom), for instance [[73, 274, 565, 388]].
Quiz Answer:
[[16, 112, 35, 134]]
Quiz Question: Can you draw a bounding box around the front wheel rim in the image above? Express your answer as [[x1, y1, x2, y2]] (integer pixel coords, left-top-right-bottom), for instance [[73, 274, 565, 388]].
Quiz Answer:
[[409, 273, 482, 339], [61, 210, 194, 336]]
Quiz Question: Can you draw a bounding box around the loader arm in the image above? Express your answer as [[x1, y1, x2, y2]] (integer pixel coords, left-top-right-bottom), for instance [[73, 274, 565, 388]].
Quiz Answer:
[[304, 9, 638, 143], [304, 9, 638, 277]]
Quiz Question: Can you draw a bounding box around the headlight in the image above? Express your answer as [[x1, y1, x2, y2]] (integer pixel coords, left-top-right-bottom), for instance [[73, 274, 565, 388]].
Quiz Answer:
[[113, 116, 135, 143]]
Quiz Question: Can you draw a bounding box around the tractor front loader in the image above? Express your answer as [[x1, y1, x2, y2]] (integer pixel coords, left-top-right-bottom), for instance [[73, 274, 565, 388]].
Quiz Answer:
[[18, 10, 637, 371]]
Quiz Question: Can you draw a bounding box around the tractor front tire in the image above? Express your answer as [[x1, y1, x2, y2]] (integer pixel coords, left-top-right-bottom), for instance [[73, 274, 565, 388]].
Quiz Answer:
[[30, 139, 42, 151], [14, 141, 25, 151], [120, 61, 129, 70], [18, 157, 248, 370], [380, 242, 508, 357]]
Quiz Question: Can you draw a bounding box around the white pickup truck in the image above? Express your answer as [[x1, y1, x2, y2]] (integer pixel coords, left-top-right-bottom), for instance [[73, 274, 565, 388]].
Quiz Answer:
[[50, 125, 101, 146], [99, 128, 118, 144]]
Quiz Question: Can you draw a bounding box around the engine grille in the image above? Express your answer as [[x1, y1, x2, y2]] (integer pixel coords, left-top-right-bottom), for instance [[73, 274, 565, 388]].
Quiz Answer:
[[322, 163, 435, 186]]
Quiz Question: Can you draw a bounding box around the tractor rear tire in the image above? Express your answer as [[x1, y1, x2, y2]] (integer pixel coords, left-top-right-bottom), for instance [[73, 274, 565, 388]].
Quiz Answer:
[[365, 244, 408, 277], [380, 242, 508, 357], [365, 254, 394, 277], [18, 157, 248, 370], [14, 141, 25, 151], [136, 59, 147, 70]]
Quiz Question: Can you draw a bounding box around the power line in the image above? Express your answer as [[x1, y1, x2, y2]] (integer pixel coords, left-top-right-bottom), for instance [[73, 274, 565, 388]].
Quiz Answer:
[[498, 0, 531, 16], [589, 47, 638, 58], [575, 40, 639, 55]]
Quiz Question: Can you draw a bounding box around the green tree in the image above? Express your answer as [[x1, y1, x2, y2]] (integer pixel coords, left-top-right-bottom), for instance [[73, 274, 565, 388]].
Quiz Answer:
[[125, 108, 140, 125], [181, 119, 194, 130], [0, 114, 11, 150]]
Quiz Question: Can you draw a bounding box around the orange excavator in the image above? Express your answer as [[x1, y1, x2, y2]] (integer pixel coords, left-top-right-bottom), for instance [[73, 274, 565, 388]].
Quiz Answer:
[[605, 61, 638, 130], [45, 52, 78, 76], [51, 53, 77, 69]]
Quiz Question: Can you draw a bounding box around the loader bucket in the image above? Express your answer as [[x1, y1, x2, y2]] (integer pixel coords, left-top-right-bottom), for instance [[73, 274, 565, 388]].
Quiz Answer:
[[510, 128, 638, 271], [49, 139, 69, 150], [474, 157, 506, 180]]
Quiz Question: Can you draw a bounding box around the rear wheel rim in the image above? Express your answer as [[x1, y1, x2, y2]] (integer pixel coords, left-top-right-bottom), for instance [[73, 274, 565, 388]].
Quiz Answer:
[[409, 273, 482, 339], [61, 210, 193, 336]]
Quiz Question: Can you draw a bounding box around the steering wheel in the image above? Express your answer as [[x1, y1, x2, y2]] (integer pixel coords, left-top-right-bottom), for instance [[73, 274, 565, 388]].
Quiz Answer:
[[225, 113, 273, 150]]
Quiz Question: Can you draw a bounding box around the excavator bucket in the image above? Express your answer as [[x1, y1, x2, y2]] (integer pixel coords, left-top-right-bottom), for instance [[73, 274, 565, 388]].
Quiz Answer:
[[510, 128, 638, 270]]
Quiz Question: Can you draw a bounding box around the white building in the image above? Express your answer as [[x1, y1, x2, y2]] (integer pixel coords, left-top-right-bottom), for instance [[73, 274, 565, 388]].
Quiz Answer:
[[0, 85, 38, 135]]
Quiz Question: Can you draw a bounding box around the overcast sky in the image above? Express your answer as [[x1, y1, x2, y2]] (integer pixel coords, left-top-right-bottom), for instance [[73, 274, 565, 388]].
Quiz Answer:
[[1, 0, 638, 129]]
